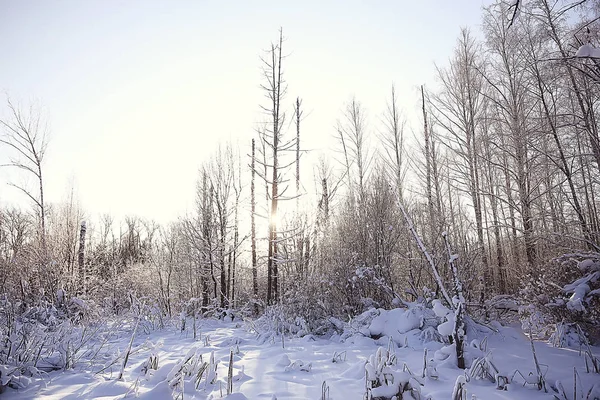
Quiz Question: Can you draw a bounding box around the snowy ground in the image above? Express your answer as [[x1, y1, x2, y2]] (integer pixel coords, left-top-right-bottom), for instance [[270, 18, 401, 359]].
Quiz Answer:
[[5, 313, 600, 399]]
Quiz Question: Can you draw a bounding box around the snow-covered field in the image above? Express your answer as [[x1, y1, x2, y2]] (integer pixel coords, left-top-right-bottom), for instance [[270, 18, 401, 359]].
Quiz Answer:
[[5, 309, 600, 399]]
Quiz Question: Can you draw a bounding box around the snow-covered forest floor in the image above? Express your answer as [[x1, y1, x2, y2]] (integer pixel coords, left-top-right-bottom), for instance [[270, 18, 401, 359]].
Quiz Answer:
[[5, 308, 600, 400]]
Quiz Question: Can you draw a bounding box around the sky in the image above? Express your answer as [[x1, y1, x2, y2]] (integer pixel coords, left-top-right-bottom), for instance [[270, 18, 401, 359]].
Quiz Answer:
[[0, 0, 491, 225]]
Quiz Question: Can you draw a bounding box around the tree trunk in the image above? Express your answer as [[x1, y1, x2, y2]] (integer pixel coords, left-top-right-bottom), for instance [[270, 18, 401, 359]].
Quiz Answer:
[[422, 86, 436, 244], [251, 139, 258, 312], [78, 221, 86, 295]]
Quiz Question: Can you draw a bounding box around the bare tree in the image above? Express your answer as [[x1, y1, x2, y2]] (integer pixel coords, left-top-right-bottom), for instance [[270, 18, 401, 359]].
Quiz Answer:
[[380, 84, 406, 200], [0, 207, 31, 297], [257, 28, 296, 304], [481, 8, 541, 270], [207, 144, 235, 308], [0, 99, 49, 254], [430, 29, 491, 292], [336, 97, 372, 263], [231, 144, 243, 309], [152, 224, 180, 317], [337, 97, 370, 203], [294, 97, 303, 201], [181, 169, 217, 309], [537, 0, 600, 173]]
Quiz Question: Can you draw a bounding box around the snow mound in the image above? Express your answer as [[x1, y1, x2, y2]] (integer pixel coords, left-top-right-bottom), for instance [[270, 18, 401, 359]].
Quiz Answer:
[[222, 394, 249, 400], [575, 44, 600, 58], [369, 307, 423, 337], [344, 304, 442, 347], [275, 354, 291, 367]]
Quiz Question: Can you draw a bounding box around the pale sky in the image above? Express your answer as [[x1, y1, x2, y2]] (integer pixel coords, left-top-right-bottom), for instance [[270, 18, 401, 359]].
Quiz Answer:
[[0, 0, 490, 225]]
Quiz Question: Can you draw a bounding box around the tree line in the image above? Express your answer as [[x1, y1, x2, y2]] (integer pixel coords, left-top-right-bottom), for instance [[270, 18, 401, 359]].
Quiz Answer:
[[0, 0, 598, 329]]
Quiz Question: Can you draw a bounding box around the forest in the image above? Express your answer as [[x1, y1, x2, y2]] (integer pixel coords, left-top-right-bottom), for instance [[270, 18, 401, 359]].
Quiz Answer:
[[0, 0, 599, 399]]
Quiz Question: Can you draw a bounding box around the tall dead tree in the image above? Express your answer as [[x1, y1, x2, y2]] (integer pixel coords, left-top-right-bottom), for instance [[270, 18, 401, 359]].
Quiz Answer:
[[293, 97, 308, 274], [258, 29, 294, 304], [266, 31, 283, 305]]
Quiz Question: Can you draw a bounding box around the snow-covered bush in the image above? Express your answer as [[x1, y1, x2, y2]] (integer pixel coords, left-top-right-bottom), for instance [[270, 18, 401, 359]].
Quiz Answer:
[[283, 358, 312, 373], [365, 345, 422, 399], [0, 297, 52, 390], [140, 352, 159, 378], [252, 288, 341, 340], [0, 295, 104, 391], [251, 304, 289, 342], [549, 322, 587, 348], [466, 351, 499, 383], [166, 347, 199, 396], [562, 256, 600, 315], [553, 379, 600, 400], [518, 304, 555, 339], [451, 375, 467, 400], [481, 295, 519, 325], [521, 253, 600, 343]]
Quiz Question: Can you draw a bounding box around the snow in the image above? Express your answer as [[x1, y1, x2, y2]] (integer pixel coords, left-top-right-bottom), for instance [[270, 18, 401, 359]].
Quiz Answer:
[[575, 44, 600, 58], [432, 299, 450, 318], [222, 394, 248, 400], [3, 313, 600, 399], [563, 258, 600, 312], [451, 375, 466, 399], [368, 307, 422, 337], [431, 299, 456, 337], [437, 313, 455, 337]]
